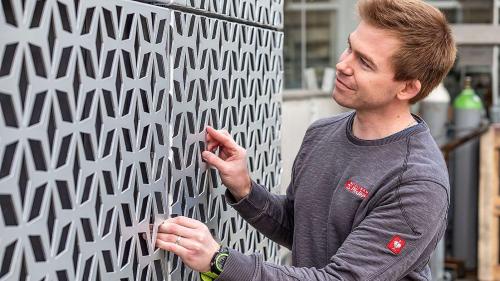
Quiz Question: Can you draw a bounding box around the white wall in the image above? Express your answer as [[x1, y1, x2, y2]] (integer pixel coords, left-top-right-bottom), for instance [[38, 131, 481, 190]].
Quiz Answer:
[[280, 90, 348, 193]]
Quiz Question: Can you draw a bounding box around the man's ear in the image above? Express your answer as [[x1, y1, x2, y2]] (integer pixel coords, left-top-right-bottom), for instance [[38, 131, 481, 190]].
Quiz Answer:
[[397, 80, 421, 102]]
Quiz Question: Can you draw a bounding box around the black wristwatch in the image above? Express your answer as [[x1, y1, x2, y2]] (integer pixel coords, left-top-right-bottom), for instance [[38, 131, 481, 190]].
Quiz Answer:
[[210, 246, 229, 275]]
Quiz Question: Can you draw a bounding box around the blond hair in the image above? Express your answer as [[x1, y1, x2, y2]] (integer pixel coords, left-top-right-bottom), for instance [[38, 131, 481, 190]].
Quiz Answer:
[[358, 0, 457, 103]]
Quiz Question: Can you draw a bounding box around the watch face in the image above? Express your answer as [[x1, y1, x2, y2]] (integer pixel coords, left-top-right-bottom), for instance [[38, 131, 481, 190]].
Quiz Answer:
[[215, 253, 229, 272]]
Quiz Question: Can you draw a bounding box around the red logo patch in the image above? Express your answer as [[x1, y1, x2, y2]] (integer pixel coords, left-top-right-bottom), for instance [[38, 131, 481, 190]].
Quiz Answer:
[[344, 180, 369, 199], [387, 235, 406, 255]]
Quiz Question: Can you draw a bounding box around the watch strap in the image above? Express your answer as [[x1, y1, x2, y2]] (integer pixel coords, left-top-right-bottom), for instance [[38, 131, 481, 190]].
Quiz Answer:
[[200, 271, 219, 281]]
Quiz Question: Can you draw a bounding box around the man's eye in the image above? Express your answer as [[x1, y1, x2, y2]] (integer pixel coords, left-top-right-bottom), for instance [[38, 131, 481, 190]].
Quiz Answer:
[[360, 58, 370, 68]]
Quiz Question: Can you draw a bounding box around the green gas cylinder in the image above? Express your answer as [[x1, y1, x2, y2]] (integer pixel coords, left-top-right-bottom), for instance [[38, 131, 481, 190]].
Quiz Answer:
[[451, 76, 483, 270], [453, 76, 483, 111]]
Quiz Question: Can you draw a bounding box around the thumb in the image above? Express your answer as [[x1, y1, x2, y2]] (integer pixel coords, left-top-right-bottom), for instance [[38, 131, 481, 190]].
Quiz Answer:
[[202, 151, 227, 171]]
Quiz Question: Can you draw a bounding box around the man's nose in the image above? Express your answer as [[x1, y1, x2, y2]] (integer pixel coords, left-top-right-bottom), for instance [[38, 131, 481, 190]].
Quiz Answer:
[[336, 53, 354, 76]]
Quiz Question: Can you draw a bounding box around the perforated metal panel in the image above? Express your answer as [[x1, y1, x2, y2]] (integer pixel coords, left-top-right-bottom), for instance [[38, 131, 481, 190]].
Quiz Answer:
[[168, 10, 283, 279], [0, 0, 283, 280]]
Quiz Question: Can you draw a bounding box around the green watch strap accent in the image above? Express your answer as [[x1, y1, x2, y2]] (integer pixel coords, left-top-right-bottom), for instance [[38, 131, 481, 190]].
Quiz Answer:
[[200, 273, 212, 281], [200, 271, 219, 281]]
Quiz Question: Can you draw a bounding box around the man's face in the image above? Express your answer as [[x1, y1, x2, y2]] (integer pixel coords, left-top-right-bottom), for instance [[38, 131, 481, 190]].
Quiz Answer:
[[333, 21, 404, 111]]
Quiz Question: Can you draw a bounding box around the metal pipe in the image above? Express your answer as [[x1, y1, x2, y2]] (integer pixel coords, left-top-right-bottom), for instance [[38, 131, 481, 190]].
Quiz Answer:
[[493, 0, 500, 106], [286, 2, 339, 11], [427, 0, 462, 10], [493, 47, 499, 107], [300, 0, 306, 89]]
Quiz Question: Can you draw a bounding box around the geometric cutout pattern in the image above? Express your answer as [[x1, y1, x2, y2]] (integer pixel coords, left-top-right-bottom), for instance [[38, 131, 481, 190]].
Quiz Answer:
[[0, 0, 282, 280]]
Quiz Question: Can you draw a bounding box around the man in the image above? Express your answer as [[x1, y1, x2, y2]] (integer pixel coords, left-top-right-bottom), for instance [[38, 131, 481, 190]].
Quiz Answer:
[[155, 0, 457, 280]]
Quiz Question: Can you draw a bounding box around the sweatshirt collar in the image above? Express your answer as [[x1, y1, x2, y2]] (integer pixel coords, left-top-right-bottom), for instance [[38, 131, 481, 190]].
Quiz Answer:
[[345, 112, 427, 146]]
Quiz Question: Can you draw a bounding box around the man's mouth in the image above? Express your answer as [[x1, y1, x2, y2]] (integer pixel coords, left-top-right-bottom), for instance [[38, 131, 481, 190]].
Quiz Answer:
[[336, 77, 355, 91]]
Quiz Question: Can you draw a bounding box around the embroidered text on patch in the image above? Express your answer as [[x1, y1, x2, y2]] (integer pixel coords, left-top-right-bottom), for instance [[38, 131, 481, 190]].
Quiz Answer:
[[387, 235, 406, 255], [344, 180, 369, 199]]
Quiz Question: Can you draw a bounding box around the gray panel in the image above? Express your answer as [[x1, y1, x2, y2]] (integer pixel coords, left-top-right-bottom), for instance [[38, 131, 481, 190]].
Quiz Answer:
[[167, 10, 283, 280], [0, 0, 170, 280], [0, 0, 283, 280]]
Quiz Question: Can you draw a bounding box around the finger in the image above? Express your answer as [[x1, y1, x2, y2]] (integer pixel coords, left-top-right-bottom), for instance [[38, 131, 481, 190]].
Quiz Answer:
[[207, 141, 221, 152], [157, 233, 201, 251], [172, 216, 203, 229], [156, 240, 190, 257], [202, 151, 227, 171], [206, 127, 237, 151], [206, 129, 223, 152], [206, 130, 216, 142], [219, 149, 228, 160], [159, 222, 199, 239]]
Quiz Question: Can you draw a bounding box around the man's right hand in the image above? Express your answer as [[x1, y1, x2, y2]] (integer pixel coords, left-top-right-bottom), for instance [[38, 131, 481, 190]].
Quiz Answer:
[[202, 126, 252, 201]]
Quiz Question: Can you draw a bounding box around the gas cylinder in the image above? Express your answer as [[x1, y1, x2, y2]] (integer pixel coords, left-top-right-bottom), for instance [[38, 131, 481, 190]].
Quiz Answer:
[[452, 76, 484, 270]]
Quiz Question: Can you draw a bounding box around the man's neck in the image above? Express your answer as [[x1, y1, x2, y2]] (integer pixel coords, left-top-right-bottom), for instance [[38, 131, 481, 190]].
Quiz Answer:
[[352, 108, 417, 141]]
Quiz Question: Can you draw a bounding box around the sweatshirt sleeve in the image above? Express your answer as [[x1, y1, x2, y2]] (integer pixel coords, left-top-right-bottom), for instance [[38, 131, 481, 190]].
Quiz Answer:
[[218, 180, 449, 281], [222, 122, 322, 248], [225, 174, 297, 249]]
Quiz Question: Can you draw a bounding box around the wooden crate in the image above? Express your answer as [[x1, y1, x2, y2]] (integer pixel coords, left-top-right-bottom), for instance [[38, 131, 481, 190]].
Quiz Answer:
[[478, 124, 500, 280]]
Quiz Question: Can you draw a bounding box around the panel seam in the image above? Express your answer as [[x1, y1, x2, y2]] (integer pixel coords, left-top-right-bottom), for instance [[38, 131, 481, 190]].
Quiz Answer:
[[143, 2, 282, 31]]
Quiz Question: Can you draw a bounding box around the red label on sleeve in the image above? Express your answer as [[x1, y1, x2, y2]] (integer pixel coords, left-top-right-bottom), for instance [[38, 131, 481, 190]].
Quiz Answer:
[[387, 235, 406, 255]]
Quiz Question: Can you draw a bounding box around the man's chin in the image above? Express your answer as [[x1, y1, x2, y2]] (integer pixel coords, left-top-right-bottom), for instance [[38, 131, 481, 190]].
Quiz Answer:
[[332, 89, 354, 109]]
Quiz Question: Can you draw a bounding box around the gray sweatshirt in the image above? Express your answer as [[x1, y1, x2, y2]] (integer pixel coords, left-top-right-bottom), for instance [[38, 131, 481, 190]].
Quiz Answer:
[[218, 112, 450, 281]]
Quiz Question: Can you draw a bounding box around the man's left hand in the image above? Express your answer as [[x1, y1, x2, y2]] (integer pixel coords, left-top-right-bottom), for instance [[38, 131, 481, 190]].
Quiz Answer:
[[155, 216, 220, 273]]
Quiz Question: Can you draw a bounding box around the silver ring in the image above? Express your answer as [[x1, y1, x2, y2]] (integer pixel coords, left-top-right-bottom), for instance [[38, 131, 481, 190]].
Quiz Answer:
[[175, 235, 182, 246]]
